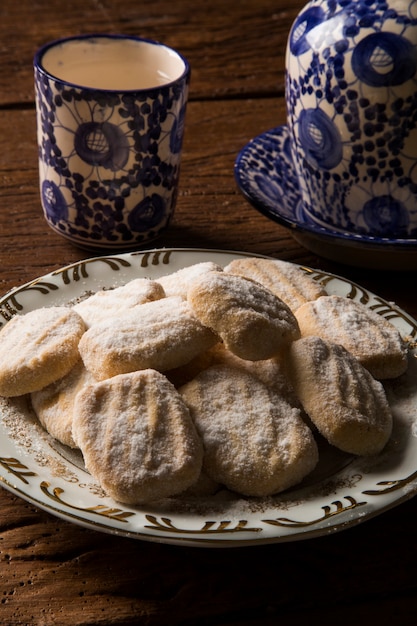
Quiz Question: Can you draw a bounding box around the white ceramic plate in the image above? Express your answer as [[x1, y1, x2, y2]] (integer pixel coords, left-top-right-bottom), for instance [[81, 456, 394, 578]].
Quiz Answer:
[[1, 248, 417, 547]]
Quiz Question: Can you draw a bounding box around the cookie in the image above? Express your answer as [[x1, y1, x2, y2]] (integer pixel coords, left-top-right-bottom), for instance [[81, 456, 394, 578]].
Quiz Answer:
[[180, 365, 318, 496], [287, 336, 393, 456], [72, 369, 203, 504], [167, 343, 302, 415], [78, 296, 218, 380], [175, 341, 301, 404], [0, 306, 86, 397], [74, 278, 165, 328], [295, 295, 408, 379], [225, 257, 327, 312], [187, 271, 300, 361], [31, 359, 95, 448], [156, 262, 223, 299]]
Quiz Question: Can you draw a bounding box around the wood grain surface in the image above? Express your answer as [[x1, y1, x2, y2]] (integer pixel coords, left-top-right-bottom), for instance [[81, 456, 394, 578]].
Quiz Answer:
[[1, 1, 417, 624]]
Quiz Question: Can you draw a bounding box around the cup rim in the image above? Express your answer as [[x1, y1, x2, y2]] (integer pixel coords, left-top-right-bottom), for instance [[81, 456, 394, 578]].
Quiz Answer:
[[33, 33, 190, 92]]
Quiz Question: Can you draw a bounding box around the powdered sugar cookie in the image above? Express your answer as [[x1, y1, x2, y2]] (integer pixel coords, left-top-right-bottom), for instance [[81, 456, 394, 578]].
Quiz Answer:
[[31, 360, 96, 448], [224, 257, 327, 312], [78, 296, 218, 380], [188, 272, 300, 361], [73, 369, 203, 504], [0, 307, 86, 397], [74, 278, 165, 328], [200, 342, 294, 395], [169, 341, 302, 410], [288, 336, 393, 456], [180, 365, 318, 496], [295, 295, 408, 379], [156, 262, 223, 299]]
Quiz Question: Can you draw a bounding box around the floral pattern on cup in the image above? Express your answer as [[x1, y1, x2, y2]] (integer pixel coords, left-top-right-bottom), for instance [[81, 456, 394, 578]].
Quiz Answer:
[[34, 36, 189, 249], [286, 0, 417, 238]]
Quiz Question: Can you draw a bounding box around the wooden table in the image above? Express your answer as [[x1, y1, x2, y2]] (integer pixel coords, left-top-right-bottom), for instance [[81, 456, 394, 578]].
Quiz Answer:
[[1, 1, 417, 624]]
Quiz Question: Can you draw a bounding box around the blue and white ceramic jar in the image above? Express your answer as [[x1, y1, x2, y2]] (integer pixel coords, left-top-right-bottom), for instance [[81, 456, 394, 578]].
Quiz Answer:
[[286, 0, 417, 238]]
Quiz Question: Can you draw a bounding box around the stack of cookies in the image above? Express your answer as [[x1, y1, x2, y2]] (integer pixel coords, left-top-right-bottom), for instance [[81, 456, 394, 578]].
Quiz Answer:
[[0, 258, 408, 504]]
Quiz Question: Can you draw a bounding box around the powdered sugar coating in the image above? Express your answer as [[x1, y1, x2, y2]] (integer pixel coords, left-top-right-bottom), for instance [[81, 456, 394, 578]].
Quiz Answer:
[[224, 257, 327, 312], [296, 295, 408, 379], [288, 336, 393, 456], [169, 342, 303, 409], [156, 262, 223, 299], [180, 365, 318, 496], [78, 296, 218, 380], [0, 306, 86, 396], [31, 360, 96, 448], [73, 369, 203, 504], [187, 272, 300, 360], [74, 278, 165, 328]]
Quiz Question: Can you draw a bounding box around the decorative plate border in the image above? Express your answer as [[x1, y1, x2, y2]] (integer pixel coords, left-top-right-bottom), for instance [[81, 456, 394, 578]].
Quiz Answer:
[[1, 248, 417, 547]]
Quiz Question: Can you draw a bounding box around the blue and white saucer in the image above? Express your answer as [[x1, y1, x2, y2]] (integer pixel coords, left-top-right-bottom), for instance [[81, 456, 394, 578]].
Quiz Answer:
[[234, 126, 417, 270]]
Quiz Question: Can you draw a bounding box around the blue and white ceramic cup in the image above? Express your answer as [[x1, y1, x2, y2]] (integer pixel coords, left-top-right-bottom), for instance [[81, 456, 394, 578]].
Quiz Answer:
[[34, 34, 190, 249], [286, 0, 417, 239]]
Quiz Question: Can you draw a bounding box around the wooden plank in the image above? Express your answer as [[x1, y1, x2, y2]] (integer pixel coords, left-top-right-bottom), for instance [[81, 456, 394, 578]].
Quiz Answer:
[[1, 484, 417, 625], [0, 0, 301, 105]]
